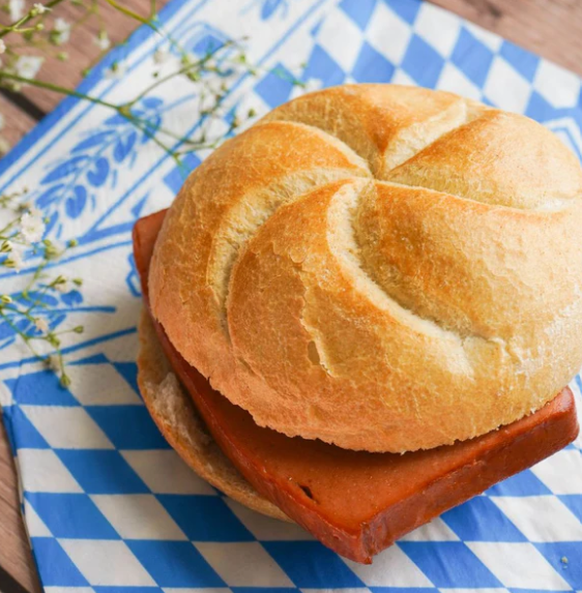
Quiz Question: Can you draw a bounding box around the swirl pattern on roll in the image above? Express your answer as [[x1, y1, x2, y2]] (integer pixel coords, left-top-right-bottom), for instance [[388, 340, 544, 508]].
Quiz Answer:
[[149, 85, 582, 452]]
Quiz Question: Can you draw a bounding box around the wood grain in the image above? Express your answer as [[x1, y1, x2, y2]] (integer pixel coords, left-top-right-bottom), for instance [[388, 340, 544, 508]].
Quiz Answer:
[[0, 0, 170, 149], [0, 418, 41, 593], [13, 0, 170, 114], [0, 1, 581, 591], [0, 0, 580, 149], [0, 95, 36, 154], [430, 0, 582, 76]]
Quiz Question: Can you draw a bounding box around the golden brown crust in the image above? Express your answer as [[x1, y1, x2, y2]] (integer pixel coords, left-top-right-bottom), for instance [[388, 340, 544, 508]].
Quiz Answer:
[[149, 83, 582, 452], [137, 309, 290, 522]]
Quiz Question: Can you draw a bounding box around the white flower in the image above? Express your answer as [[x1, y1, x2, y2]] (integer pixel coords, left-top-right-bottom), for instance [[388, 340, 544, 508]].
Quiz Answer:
[[5, 241, 24, 271], [153, 48, 170, 64], [54, 279, 70, 293], [152, 49, 181, 76], [0, 40, 6, 55], [34, 317, 49, 333], [27, 205, 42, 218], [14, 55, 44, 80], [33, 3, 49, 14], [54, 17, 69, 33], [94, 31, 110, 51], [20, 211, 45, 243], [8, 0, 25, 21], [52, 17, 70, 44]]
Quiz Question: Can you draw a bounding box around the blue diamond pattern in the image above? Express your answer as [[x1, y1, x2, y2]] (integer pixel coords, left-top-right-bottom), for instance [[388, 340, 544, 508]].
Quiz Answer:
[[451, 27, 494, 87], [112, 362, 140, 395], [264, 541, 365, 588], [559, 494, 582, 522], [231, 589, 298, 593], [401, 35, 445, 87], [535, 542, 582, 589], [5, 371, 79, 406], [32, 537, 90, 586], [383, 0, 422, 24], [442, 497, 527, 541], [340, 0, 377, 30], [127, 541, 225, 587], [369, 589, 437, 593], [70, 353, 109, 365], [525, 90, 556, 120], [486, 469, 553, 497], [536, 542, 582, 590], [158, 495, 254, 541], [399, 542, 502, 588], [5, 405, 49, 448], [26, 493, 119, 539], [56, 450, 149, 494], [352, 41, 395, 83], [500, 40, 539, 82], [93, 589, 161, 593], [254, 63, 296, 108], [86, 406, 169, 450], [303, 44, 346, 86]]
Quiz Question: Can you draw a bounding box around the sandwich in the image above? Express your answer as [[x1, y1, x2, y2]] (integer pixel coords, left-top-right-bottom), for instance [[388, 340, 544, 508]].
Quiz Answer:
[[132, 84, 581, 563]]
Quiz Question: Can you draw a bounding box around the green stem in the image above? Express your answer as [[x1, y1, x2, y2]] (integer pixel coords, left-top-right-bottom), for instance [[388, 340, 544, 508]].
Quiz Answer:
[[0, 310, 43, 359], [0, 217, 19, 237], [0, 71, 203, 156], [131, 117, 181, 167], [12, 26, 41, 33], [157, 126, 213, 145], [22, 262, 49, 311], [0, 71, 121, 110], [105, 0, 188, 59], [127, 40, 233, 108], [104, 0, 151, 27], [4, 302, 41, 325], [127, 64, 194, 107], [174, 142, 218, 155], [0, 0, 68, 38]]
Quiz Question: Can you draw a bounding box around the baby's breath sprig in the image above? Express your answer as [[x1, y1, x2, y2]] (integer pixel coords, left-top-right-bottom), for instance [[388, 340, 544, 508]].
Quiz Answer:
[[0, 0, 264, 163], [0, 0, 304, 384], [0, 0, 261, 385], [0, 189, 81, 386]]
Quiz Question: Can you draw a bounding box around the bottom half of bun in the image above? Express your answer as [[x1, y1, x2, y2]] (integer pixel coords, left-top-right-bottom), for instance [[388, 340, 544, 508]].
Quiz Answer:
[[137, 308, 290, 522]]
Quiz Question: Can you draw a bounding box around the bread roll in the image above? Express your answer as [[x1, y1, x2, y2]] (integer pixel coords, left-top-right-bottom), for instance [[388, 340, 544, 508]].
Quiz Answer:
[[149, 84, 582, 452], [137, 309, 289, 521]]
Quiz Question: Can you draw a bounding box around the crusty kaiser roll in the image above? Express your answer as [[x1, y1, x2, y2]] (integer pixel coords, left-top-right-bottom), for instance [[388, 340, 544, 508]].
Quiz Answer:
[[149, 84, 582, 453]]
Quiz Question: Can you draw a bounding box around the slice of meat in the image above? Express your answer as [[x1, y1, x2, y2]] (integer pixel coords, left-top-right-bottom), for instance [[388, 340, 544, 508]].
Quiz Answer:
[[133, 210, 579, 564]]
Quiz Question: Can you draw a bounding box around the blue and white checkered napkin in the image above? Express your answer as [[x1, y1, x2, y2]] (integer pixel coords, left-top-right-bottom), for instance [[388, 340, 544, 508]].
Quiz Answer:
[[1, 0, 582, 589]]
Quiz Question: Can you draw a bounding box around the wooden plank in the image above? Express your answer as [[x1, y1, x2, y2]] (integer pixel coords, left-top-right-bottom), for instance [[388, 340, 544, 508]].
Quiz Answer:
[[0, 419, 41, 593], [0, 0, 580, 117], [430, 0, 582, 76], [0, 94, 36, 154], [1, 0, 170, 115], [0, 0, 580, 147]]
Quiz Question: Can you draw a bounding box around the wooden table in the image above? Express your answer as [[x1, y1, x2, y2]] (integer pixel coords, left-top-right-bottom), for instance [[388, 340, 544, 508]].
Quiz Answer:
[[0, 1, 581, 591]]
